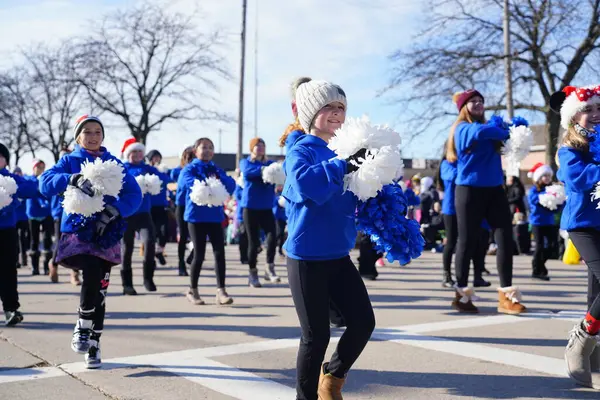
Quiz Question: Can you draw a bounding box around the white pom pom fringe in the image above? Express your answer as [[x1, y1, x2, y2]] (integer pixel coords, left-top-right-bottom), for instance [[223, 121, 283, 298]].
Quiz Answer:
[[504, 125, 533, 163], [236, 175, 245, 188], [0, 176, 18, 197], [190, 177, 229, 207], [329, 115, 401, 158], [144, 174, 162, 195], [591, 182, 600, 209], [262, 162, 286, 185], [157, 164, 169, 173], [80, 159, 124, 197], [344, 146, 403, 201], [62, 187, 105, 217], [540, 184, 566, 210], [0, 187, 13, 210]]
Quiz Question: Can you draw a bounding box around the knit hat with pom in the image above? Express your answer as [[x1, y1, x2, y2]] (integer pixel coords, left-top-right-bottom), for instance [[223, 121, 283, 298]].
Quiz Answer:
[[249, 137, 265, 153], [453, 89, 484, 112], [73, 115, 104, 140], [295, 80, 347, 132]]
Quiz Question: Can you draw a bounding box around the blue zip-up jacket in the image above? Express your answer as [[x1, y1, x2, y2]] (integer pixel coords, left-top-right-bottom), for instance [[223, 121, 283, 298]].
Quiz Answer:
[[150, 168, 171, 208], [455, 121, 509, 187], [440, 160, 457, 215], [240, 157, 275, 210], [50, 195, 63, 220], [39, 145, 142, 233], [557, 146, 600, 230], [0, 168, 38, 229], [233, 185, 244, 222], [25, 176, 51, 220], [283, 134, 356, 260], [273, 195, 287, 221], [15, 198, 28, 222], [170, 166, 182, 183], [123, 161, 166, 215], [177, 159, 235, 223], [527, 186, 558, 226]]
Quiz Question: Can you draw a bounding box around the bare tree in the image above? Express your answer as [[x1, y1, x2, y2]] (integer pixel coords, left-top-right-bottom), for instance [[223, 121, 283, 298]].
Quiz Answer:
[[73, 2, 230, 146], [383, 0, 600, 167]]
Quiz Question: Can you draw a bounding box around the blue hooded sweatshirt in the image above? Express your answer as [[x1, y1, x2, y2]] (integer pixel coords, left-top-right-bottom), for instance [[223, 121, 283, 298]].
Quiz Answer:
[[282, 134, 356, 261], [454, 121, 509, 187], [273, 195, 287, 221], [123, 161, 166, 215], [0, 168, 38, 229], [25, 175, 51, 220], [527, 185, 558, 226], [440, 160, 458, 215], [39, 145, 143, 233], [233, 185, 244, 222], [50, 195, 64, 220], [15, 198, 28, 222], [177, 159, 236, 223], [239, 157, 275, 210], [150, 168, 171, 208], [170, 166, 182, 183], [557, 146, 600, 230]]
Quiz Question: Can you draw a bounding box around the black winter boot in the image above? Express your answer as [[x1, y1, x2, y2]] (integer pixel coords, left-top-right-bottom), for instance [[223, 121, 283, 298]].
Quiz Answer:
[[120, 269, 137, 295], [30, 251, 40, 275]]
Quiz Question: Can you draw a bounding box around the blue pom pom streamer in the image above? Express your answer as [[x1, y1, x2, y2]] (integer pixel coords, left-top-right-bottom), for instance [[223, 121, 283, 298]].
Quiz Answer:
[[510, 116, 529, 127], [356, 184, 425, 265], [66, 211, 127, 249]]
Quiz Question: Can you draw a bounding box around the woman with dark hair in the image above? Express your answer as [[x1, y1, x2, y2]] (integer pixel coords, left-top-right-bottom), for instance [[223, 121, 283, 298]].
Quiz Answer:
[[506, 175, 527, 217], [171, 147, 195, 276]]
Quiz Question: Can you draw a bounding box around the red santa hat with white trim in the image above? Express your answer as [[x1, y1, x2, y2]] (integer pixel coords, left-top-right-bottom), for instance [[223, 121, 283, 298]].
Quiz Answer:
[[527, 162, 553, 182], [121, 137, 145, 160], [550, 85, 600, 130]]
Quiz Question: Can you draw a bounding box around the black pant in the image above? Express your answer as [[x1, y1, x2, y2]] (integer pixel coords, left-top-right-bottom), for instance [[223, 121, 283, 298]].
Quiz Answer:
[[358, 233, 380, 278], [243, 208, 276, 269], [188, 222, 227, 289], [53, 217, 62, 265], [0, 228, 19, 312], [473, 227, 490, 279], [16, 220, 30, 263], [29, 216, 54, 254], [151, 206, 168, 249], [176, 205, 191, 268], [442, 214, 458, 275], [454, 185, 513, 288], [121, 212, 156, 282], [275, 218, 287, 254], [69, 255, 111, 332], [589, 269, 600, 311], [287, 256, 375, 400], [238, 221, 249, 263], [532, 225, 556, 275], [569, 229, 600, 319]]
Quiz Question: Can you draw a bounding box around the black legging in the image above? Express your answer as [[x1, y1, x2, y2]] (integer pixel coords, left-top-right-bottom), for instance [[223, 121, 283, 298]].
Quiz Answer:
[[176, 205, 191, 267], [65, 254, 111, 332], [151, 206, 169, 249], [53, 216, 62, 265], [275, 218, 287, 254], [243, 208, 276, 269], [358, 233, 380, 277], [29, 216, 54, 254], [188, 222, 226, 289], [287, 256, 375, 400], [442, 214, 458, 275], [532, 225, 557, 275], [238, 221, 249, 263], [454, 185, 513, 288], [473, 227, 490, 279], [0, 227, 19, 312], [16, 220, 30, 263], [570, 229, 600, 319], [121, 212, 156, 284]]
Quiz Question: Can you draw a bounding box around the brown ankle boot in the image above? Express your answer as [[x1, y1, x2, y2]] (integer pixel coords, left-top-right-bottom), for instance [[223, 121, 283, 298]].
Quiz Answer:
[[497, 286, 526, 315], [318, 363, 345, 400], [451, 286, 478, 313]]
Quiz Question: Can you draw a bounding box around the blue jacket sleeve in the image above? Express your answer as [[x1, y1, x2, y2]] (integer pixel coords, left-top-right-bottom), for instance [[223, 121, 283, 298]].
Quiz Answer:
[[528, 188, 539, 207], [177, 165, 195, 206], [148, 166, 171, 183], [112, 172, 143, 218], [557, 147, 600, 192], [170, 168, 180, 182], [39, 157, 71, 197], [217, 168, 236, 195], [456, 122, 509, 152], [440, 161, 457, 182], [285, 148, 347, 205], [240, 159, 264, 181], [14, 174, 39, 199]]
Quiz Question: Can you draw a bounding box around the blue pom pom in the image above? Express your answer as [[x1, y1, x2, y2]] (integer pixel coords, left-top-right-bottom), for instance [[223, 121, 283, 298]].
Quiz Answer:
[[356, 184, 424, 265], [589, 131, 600, 163], [511, 116, 529, 127], [97, 218, 127, 249], [487, 115, 509, 131]]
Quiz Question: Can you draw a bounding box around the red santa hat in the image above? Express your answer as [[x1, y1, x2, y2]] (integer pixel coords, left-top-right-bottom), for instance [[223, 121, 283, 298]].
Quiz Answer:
[[550, 85, 600, 130], [121, 137, 145, 160], [527, 162, 553, 182], [32, 159, 45, 171]]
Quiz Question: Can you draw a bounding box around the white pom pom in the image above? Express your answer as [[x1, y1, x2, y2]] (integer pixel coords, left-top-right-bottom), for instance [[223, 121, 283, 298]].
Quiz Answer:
[[545, 184, 566, 205], [62, 187, 105, 217], [190, 179, 211, 206], [591, 183, 600, 209], [157, 164, 169, 173], [0, 176, 17, 197], [190, 177, 229, 207], [0, 187, 13, 210], [135, 175, 146, 192], [262, 162, 286, 185], [207, 177, 229, 205], [329, 115, 401, 158], [504, 125, 533, 163], [344, 146, 403, 201], [538, 193, 558, 211], [144, 174, 162, 195], [80, 159, 124, 197], [236, 174, 245, 188]]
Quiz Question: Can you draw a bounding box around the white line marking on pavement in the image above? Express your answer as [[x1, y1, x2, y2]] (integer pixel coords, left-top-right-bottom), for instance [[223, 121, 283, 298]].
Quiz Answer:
[[0, 366, 66, 384]]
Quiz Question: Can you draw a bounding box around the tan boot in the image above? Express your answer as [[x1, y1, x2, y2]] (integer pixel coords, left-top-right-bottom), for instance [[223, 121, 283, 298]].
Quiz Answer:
[[317, 363, 345, 400], [49, 264, 59, 283], [497, 286, 526, 315], [451, 286, 478, 313], [139, 243, 145, 257], [186, 288, 205, 305], [70, 270, 81, 286], [216, 288, 234, 305], [565, 321, 600, 389]]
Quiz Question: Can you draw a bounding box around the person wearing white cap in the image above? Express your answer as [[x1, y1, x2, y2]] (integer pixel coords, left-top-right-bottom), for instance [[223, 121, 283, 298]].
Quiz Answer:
[[281, 79, 375, 400]]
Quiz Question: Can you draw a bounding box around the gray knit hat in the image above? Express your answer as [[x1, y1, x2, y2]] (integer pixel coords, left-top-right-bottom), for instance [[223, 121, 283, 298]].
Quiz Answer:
[[295, 80, 347, 132]]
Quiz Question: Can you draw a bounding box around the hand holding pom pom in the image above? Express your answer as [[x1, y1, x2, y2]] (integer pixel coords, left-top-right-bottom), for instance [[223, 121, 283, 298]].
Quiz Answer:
[[540, 184, 566, 211], [0, 176, 18, 197], [262, 162, 286, 185], [62, 188, 105, 217], [144, 174, 162, 195], [0, 187, 12, 210], [190, 177, 229, 207], [79, 159, 124, 197]]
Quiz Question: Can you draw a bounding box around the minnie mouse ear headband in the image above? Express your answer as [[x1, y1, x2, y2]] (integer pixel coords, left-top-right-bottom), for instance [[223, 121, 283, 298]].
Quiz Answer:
[[550, 85, 600, 130]]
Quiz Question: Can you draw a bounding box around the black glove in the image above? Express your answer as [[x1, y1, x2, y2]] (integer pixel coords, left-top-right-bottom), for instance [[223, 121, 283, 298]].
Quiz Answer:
[[95, 204, 120, 236], [345, 148, 367, 174], [69, 173, 94, 197]]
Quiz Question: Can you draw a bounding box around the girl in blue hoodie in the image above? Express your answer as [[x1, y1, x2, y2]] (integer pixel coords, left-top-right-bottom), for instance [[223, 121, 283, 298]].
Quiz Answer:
[[172, 146, 195, 276], [146, 149, 171, 267], [446, 89, 526, 315], [12, 167, 31, 269], [40, 115, 142, 368], [26, 159, 54, 277], [527, 163, 559, 281], [0, 143, 38, 326], [177, 137, 236, 305], [280, 79, 375, 400], [239, 137, 278, 287]]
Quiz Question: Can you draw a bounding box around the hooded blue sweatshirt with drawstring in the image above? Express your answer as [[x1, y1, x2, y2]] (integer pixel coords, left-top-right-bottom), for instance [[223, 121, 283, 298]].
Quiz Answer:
[[239, 157, 275, 210], [0, 168, 38, 229], [282, 133, 356, 261], [123, 162, 167, 215], [25, 175, 51, 220]]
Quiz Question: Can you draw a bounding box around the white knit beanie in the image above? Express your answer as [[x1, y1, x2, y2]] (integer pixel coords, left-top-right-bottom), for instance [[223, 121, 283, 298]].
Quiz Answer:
[[295, 80, 347, 132]]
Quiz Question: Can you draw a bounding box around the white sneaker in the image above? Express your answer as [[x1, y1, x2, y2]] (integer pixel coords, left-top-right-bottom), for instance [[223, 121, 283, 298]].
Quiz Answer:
[[264, 264, 281, 283], [71, 319, 93, 354], [85, 334, 101, 369]]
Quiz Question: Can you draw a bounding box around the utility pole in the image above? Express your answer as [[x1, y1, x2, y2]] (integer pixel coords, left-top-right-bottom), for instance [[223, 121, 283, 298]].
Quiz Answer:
[[218, 129, 223, 153], [503, 0, 514, 119], [236, 0, 247, 168], [253, 1, 259, 138]]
